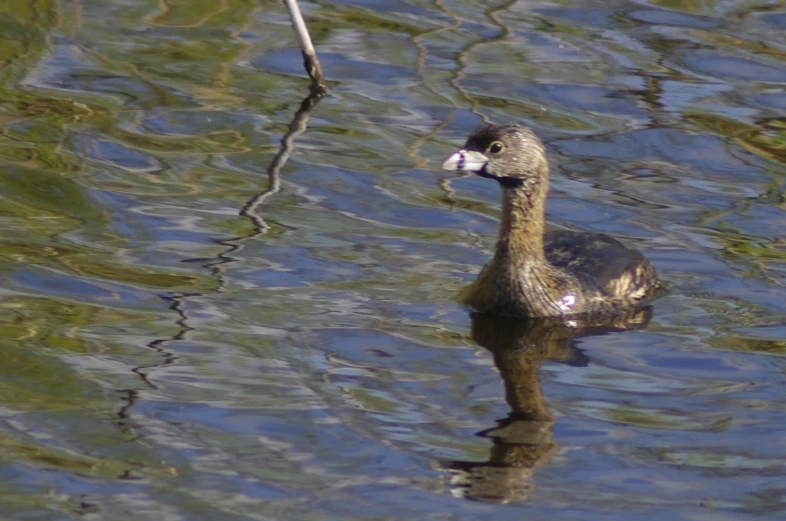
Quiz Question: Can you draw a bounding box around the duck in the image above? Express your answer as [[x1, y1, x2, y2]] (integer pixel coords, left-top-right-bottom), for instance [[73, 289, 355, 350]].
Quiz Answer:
[[442, 124, 658, 318]]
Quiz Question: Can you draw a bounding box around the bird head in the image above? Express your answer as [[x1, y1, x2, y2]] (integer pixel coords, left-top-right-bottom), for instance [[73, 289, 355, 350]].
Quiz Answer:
[[442, 124, 548, 190]]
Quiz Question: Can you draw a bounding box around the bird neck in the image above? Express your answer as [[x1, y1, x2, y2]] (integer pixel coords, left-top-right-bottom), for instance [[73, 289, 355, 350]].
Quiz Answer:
[[494, 179, 549, 265]]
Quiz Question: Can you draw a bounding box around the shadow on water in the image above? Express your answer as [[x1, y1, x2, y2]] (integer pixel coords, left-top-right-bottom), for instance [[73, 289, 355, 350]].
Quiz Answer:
[[122, 90, 325, 434], [443, 308, 651, 503]]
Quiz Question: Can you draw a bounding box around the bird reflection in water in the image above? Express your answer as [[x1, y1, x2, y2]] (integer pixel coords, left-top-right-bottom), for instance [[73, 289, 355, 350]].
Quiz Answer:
[[441, 308, 652, 503]]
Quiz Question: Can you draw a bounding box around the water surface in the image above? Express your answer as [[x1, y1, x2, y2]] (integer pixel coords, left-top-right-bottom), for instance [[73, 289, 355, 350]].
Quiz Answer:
[[2, 0, 786, 519]]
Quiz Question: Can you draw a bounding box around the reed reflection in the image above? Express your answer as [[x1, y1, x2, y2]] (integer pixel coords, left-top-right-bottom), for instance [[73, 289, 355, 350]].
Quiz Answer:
[[443, 308, 652, 503]]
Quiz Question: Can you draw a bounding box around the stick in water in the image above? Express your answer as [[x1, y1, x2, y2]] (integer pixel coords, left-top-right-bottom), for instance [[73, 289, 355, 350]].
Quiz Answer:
[[283, 0, 327, 95]]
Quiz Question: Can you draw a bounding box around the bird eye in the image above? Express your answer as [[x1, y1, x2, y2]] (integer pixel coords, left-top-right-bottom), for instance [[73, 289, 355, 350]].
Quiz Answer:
[[488, 141, 504, 154]]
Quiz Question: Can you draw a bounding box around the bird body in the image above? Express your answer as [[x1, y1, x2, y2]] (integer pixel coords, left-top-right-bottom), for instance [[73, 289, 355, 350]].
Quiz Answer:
[[443, 124, 658, 318]]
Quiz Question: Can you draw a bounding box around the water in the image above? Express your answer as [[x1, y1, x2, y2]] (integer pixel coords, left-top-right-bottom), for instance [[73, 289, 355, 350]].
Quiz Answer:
[[2, 0, 786, 518]]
